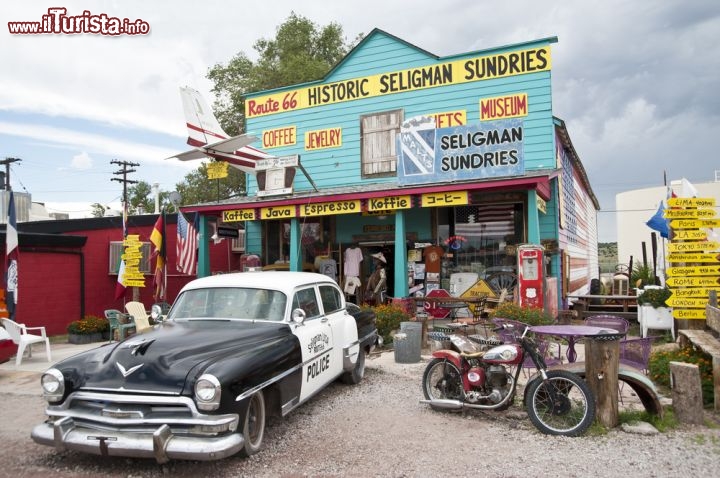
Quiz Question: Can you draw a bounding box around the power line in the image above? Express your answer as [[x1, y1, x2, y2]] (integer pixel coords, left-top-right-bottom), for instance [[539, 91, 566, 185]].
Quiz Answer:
[[110, 159, 139, 206]]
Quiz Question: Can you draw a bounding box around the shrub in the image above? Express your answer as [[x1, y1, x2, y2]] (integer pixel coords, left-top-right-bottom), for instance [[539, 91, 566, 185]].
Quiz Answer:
[[637, 287, 671, 308], [363, 303, 410, 345], [489, 302, 555, 326], [649, 345, 714, 407], [67, 315, 110, 335]]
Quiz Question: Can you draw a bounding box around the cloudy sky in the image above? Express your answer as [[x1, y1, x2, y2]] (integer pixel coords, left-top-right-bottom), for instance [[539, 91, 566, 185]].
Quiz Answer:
[[1, 1, 718, 241]]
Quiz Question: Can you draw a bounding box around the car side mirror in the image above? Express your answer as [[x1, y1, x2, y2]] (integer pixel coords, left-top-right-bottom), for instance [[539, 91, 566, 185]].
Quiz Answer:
[[291, 308, 306, 325], [151, 303, 165, 323]]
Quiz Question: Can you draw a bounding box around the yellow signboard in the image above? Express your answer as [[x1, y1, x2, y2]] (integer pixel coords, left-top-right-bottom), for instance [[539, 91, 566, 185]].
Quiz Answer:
[[673, 229, 707, 241], [673, 309, 706, 320], [260, 205, 297, 219], [461, 280, 497, 314], [667, 253, 720, 263], [246, 46, 552, 118], [206, 161, 229, 180], [421, 191, 469, 207], [668, 287, 720, 298], [262, 126, 296, 149], [665, 297, 708, 308], [367, 196, 412, 212], [300, 200, 361, 217], [666, 276, 720, 287], [479, 93, 528, 121], [223, 209, 257, 222], [667, 241, 720, 253], [537, 197, 547, 214], [667, 197, 716, 208], [666, 265, 720, 276], [305, 127, 342, 150], [664, 208, 716, 219]]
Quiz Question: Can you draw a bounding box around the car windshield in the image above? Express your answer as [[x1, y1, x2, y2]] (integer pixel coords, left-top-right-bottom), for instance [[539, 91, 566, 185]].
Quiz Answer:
[[168, 287, 288, 321]]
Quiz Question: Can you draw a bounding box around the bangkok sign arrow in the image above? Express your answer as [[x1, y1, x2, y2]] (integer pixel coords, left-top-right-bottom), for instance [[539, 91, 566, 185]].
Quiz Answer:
[[666, 276, 720, 287], [668, 287, 720, 298]]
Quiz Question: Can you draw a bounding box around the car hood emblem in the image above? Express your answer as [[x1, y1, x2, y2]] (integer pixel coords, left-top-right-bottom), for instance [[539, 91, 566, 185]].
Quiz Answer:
[[116, 362, 144, 378]]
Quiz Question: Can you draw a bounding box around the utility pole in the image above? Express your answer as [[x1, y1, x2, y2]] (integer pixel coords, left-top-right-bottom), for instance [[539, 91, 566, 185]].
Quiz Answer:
[[0, 157, 22, 190], [110, 159, 139, 207]]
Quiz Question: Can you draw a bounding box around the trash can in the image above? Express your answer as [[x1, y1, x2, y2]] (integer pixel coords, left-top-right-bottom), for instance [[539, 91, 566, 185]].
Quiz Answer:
[[394, 321, 422, 363]]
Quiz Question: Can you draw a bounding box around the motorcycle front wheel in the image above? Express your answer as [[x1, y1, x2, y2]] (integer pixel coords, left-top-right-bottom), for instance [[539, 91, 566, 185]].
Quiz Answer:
[[525, 370, 596, 437], [422, 358, 464, 410]]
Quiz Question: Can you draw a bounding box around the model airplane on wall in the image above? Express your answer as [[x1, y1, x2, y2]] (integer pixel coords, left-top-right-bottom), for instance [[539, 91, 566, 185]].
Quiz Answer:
[[169, 86, 273, 174]]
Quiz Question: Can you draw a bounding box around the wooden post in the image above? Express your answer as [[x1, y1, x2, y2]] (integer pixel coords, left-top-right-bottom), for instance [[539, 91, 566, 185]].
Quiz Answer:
[[670, 361, 704, 424], [584, 336, 620, 428]]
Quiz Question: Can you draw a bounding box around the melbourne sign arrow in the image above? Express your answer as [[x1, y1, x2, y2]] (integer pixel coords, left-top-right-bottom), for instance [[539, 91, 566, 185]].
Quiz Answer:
[[673, 309, 706, 320], [667, 252, 720, 263], [665, 297, 708, 308], [666, 276, 720, 287], [666, 265, 720, 276], [664, 209, 716, 219], [667, 197, 716, 208]]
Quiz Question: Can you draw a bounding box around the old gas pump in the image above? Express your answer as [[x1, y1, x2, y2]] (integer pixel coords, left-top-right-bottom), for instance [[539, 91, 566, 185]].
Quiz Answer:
[[517, 244, 544, 309]]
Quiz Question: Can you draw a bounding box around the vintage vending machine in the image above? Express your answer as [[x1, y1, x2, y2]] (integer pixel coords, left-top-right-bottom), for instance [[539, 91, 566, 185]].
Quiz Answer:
[[516, 244, 544, 309]]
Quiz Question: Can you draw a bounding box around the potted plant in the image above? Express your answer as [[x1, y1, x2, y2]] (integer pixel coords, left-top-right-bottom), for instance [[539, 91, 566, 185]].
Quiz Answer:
[[67, 315, 110, 344], [636, 286, 674, 339]]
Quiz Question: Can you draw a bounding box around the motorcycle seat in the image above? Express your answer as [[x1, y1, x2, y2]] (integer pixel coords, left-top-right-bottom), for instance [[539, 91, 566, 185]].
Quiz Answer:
[[460, 351, 485, 359]]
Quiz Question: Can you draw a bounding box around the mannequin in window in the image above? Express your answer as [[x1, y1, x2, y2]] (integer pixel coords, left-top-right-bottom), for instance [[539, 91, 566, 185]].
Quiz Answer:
[[365, 252, 387, 305]]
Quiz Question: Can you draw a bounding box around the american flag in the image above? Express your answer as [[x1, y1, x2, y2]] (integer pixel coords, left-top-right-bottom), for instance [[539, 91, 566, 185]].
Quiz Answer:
[[176, 211, 198, 275]]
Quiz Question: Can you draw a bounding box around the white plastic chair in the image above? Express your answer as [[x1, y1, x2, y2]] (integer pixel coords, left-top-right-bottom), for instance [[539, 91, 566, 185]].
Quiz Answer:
[[124, 302, 153, 333], [1, 318, 52, 366]]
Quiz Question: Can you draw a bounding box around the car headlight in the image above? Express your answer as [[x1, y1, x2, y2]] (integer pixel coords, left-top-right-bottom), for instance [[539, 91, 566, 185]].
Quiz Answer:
[[41, 368, 65, 402], [194, 374, 221, 411]]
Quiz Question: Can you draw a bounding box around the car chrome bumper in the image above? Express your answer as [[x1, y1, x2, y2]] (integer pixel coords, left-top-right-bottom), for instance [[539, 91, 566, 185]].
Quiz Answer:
[[32, 417, 244, 463]]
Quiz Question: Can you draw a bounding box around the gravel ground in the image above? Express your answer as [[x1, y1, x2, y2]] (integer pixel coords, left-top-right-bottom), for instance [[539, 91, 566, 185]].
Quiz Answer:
[[1, 351, 719, 478]]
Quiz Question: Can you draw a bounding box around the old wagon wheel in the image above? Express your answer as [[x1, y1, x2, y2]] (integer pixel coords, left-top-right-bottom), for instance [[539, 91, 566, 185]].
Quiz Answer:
[[486, 271, 517, 300]]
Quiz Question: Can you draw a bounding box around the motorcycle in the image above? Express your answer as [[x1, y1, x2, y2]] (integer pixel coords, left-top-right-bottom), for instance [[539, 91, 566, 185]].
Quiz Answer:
[[420, 324, 596, 437]]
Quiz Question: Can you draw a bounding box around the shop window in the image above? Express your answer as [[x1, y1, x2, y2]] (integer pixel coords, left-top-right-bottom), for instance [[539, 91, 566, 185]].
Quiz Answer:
[[108, 241, 151, 274], [263, 219, 330, 267], [447, 203, 524, 277], [360, 109, 402, 178]]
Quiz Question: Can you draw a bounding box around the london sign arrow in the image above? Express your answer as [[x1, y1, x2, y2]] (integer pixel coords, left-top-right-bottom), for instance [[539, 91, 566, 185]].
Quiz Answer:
[[667, 197, 716, 208], [673, 308, 706, 320], [666, 276, 720, 287], [667, 241, 720, 253], [665, 297, 708, 308], [666, 265, 720, 276], [667, 252, 720, 263]]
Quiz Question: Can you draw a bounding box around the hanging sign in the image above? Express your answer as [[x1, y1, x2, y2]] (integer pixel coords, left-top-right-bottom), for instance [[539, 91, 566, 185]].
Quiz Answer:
[[206, 161, 229, 179], [260, 205, 297, 219], [223, 209, 257, 222], [421, 191, 468, 207]]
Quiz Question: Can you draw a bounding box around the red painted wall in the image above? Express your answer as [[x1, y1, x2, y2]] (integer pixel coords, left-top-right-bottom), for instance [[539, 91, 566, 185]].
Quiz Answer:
[[8, 221, 240, 337]]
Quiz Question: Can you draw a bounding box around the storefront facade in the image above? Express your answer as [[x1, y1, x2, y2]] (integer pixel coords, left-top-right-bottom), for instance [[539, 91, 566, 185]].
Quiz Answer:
[[184, 29, 599, 312]]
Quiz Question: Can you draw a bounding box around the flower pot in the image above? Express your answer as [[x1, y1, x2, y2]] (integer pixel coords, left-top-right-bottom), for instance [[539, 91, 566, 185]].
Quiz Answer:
[[68, 333, 103, 344], [638, 305, 674, 340]]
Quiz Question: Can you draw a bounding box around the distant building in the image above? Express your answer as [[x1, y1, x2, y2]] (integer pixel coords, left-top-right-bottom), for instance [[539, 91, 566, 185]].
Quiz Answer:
[[616, 175, 720, 278]]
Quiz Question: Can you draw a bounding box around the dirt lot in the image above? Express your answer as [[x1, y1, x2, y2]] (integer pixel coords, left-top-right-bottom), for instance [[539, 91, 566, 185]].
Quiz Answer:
[[1, 351, 720, 478]]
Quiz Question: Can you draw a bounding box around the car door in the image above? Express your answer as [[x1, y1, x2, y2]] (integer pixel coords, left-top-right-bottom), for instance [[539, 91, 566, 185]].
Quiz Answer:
[[290, 285, 339, 402], [318, 284, 358, 369]]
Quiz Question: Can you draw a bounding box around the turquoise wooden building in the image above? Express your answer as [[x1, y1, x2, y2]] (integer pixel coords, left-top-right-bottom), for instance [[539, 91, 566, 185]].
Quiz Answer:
[[185, 29, 599, 313]]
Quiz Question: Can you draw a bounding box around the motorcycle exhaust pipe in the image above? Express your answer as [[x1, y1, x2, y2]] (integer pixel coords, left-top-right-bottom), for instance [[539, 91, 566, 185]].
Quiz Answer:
[[419, 399, 463, 410]]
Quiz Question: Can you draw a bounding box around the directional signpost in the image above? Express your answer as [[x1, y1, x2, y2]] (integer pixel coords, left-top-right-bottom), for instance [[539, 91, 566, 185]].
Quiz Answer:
[[665, 197, 718, 321]]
